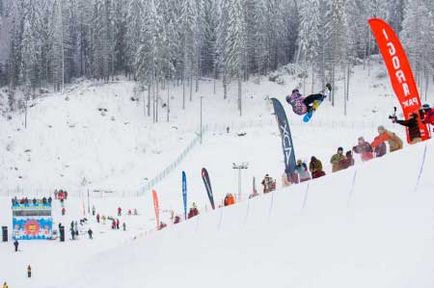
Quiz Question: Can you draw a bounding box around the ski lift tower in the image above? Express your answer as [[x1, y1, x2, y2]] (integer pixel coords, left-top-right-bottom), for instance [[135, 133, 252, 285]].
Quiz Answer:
[[232, 162, 249, 202]]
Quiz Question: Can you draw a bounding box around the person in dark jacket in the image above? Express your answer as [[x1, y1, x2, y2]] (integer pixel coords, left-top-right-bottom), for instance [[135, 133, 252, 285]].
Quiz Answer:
[[27, 265, 32, 278], [393, 112, 422, 144], [87, 228, 93, 239], [374, 141, 387, 157], [14, 239, 19, 252], [174, 216, 181, 224], [309, 156, 325, 179]]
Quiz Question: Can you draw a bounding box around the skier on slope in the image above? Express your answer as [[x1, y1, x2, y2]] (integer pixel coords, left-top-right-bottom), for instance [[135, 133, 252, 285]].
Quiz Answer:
[[286, 83, 332, 115]]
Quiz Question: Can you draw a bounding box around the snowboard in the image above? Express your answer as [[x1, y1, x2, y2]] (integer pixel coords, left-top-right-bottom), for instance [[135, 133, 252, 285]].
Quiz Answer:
[[302, 83, 331, 122], [303, 99, 323, 122]]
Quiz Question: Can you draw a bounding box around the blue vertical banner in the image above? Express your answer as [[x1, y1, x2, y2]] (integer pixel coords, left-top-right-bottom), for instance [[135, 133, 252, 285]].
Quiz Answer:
[[201, 168, 215, 210], [271, 98, 297, 176], [182, 171, 188, 220]]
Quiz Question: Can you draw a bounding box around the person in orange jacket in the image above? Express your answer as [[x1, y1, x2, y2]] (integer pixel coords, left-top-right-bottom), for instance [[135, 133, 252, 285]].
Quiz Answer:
[[224, 193, 236, 206], [371, 126, 403, 153]]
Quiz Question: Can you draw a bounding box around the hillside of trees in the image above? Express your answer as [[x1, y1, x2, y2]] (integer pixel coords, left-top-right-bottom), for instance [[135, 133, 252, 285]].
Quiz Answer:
[[0, 0, 433, 117]]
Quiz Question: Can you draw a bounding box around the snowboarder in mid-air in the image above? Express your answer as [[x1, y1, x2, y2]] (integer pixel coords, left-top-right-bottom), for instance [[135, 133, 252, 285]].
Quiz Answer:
[[286, 83, 332, 118]]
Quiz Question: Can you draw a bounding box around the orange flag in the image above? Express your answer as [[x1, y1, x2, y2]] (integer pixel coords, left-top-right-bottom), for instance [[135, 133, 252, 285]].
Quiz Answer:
[[152, 190, 160, 229], [368, 18, 430, 143]]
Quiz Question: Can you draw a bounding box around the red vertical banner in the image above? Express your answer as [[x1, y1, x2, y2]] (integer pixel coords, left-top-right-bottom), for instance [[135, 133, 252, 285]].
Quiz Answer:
[[152, 190, 160, 229], [368, 18, 430, 143]]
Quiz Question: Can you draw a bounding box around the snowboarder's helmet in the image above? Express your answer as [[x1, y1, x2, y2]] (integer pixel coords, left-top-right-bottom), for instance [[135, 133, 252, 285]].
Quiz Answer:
[[422, 104, 430, 109], [378, 125, 385, 132], [297, 159, 302, 165], [337, 147, 343, 152], [292, 89, 299, 94]]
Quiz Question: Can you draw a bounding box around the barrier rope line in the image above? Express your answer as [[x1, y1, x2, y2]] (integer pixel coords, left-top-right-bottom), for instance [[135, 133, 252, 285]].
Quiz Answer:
[[301, 183, 310, 212], [347, 169, 358, 208], [414, 143, 428, 193]]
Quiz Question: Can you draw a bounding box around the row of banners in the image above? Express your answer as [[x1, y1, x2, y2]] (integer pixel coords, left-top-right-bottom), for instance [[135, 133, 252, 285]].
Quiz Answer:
[[149, 18, 430, 229], [151, 167, 216, 229]]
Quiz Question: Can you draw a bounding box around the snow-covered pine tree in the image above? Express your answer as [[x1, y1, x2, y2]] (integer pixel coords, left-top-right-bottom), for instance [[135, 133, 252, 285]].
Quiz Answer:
[[180, 0, 197, 107], [401, 0, 434, 101], [298, 0, 321, 93], [244, 0, 267, 80], [328, 0, 348, 107], [201, 0, 218, 78], [217, 0, 245, 114]]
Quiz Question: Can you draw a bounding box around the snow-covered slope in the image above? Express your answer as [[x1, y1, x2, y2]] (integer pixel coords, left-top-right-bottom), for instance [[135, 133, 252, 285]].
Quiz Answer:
[[1, 140, 432, 288]]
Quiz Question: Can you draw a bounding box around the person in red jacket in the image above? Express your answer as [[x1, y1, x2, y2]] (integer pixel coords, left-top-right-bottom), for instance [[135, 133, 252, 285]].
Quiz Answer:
[[420, 104, 434, 127], [352, 137, 373, 161], [340, 150, 355, 169], [188, 203, 199, 219]]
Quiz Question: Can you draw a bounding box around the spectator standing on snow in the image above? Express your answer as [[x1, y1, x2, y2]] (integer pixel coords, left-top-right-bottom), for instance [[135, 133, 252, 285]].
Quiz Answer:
[[188, 203, 199, 219], [96, 213, 100, 223], [174, 216, 181, 224], [27, 265, 32, 278], [371, 125, 403, 153], [61, 207, 66, 215], [309, 156, 325, 179], [261, 174, 275, 193], [330, 147, 346, 172], [295, 159, 311, 182], [373, 141, 387, 158], [14, 239, 19, 252], [224, 193, 236, 206], [87, 229, 93, 239], [420, 104, 434, 127], [92, 206, 96, 216], [392, 112, 422, 144], [70, 225, 75, 240], [352, 137, 373, 161], [116, 219, 120, 230], [117, 207, 122, 216], [122, 222, 126, 231], [340, 151, 355, 170]]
